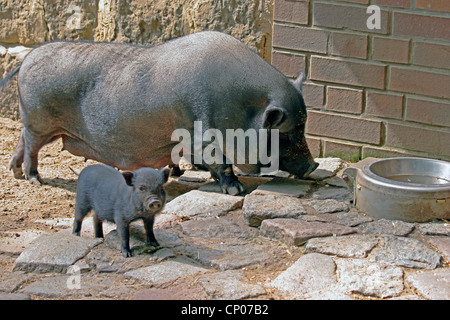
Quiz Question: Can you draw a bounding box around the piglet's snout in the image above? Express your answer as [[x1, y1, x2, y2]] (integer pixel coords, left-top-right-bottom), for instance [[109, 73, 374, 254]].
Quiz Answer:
[[147, 198, 162, 211]]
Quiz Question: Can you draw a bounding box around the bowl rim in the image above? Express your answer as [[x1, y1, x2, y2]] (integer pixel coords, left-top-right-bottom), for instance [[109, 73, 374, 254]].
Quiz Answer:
[[363, 157, 450, 188]]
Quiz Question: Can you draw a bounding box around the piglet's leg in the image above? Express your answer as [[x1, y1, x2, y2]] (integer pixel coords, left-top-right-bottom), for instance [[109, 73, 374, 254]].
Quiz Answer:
[[93, 214, 104, 238], [116, 219, 131, 258], [144, 217, 159, 247]]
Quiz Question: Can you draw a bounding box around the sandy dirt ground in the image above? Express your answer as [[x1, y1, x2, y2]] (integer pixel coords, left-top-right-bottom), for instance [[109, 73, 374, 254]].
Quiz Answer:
[[0, 117, 100, 233]]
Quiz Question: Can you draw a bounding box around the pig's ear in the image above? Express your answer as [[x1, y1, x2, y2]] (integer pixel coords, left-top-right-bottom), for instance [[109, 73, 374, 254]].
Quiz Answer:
[[263, 105, 286, 130], [160, 167, 171, 183], [291, 72, 305, 93], [122, 171, 134, 186]]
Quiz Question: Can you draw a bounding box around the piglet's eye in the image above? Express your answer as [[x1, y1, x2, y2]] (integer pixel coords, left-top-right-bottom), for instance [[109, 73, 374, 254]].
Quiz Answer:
[[139, 186, 146, 191]]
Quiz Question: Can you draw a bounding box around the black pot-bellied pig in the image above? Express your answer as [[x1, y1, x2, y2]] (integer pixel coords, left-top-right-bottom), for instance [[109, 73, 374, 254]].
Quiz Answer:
[[72, 164, 170, 257], [3, 31, 318, 194]]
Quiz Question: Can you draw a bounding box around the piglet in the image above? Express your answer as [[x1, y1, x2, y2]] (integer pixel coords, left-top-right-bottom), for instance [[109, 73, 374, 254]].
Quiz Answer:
[[72, 164, 170, 257]]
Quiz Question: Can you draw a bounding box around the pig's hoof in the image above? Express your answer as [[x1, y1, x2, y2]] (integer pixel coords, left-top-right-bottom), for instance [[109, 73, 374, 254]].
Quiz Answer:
[[12, 169, 24, 179], [122, 250, 132, 258], [9, 164, 24, 179], [146, 240, 160, 247], [29, 176, 43, 186], [221, 181, 245, 195]]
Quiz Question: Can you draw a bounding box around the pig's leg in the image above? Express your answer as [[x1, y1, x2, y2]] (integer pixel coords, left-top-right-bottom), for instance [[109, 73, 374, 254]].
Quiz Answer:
[[22, 128, 49, 186], [93, 214, 104, 238], [143, 217, 159, 247], [116, 219, 131, 258], [205, 163, 244, 195], [9, 129, 25, 179]]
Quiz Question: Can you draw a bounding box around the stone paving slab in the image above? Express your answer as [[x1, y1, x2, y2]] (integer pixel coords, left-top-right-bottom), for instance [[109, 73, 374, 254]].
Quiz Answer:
[[325, 209, 374, 226], [21, 275, 114, 298], [406, 269, 450, 300], [130, 285, 209, 300], [197, 270, 266, 300], [371, 236, 442, 269], [163, 190, 244, 218], [0, 293, 31, 300], [322, 176, 348, 188], [179, 170, 212, 182], [198, 176, 273, 195], [182, 242, 270, 271], [268, 253, 339, 299], [124, 258, 208, 288], [301, 198, 350, 214], [425, 236, 450, 262], [305, 234, 379, 258], [13, 234, 103, 273], [357, 219, 415, 236], [260, 218, 355, 246], [251, 177, 312, 198], [311, 186, 352, 201], [417, 223, 450, 236], [335, 258, 404, 298], [308, 158, 348, 180], [242, 194, 307, 227], [181, 218, 252, 240], [0, 270, 35, 293], [104, 227, 185, 255]]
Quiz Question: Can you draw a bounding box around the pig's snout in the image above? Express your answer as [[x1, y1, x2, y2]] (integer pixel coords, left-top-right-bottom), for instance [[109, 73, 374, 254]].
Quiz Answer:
[[147, 198, 162, 211], [280, 156, 319, 179], [302, 161, 319, 178]]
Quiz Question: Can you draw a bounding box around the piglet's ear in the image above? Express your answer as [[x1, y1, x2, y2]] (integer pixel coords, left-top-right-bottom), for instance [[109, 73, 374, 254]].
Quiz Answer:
[[160, 167, 171, 183], [122, 171, 134, 186]]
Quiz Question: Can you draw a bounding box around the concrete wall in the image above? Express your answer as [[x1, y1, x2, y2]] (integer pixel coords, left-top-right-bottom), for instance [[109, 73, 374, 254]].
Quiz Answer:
[[272, 0, 450, 161]]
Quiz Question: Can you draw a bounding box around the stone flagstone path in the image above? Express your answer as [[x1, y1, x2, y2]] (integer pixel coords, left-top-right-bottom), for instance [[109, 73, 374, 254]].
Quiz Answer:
[[0, 158, 449, 300]]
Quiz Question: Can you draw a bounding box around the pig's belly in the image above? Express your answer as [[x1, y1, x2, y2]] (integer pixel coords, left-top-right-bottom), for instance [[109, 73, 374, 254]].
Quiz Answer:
[[61, 135, 173, 170]]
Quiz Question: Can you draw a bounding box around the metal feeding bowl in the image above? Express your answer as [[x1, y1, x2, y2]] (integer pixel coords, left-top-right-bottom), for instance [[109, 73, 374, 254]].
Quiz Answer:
[[343, 157, 450, 222]]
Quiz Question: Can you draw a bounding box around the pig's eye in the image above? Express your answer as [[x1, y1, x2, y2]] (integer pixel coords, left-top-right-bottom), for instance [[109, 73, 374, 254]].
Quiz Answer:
[[139, 186, 146, 191]]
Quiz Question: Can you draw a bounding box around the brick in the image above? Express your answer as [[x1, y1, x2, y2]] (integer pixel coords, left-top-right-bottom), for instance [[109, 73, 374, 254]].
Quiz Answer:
[[372, 37, 410, 64], [306, 136, 321, 158], [306, 110, 382, 144], [274, 0, 309, 25], [273, 24, 328, 54], [303, 82, 324, 108], [323, 140, 361, 161], [326, 86, 363, 114], [362, 146, 415, 159], [386, 123, 450, 157], [416, 0, 450, 13], [393, 12, 450, 41], [331, 32, 368, 59], [272, 51, 306, 78], [365, 91, 403, 119], [376, 0, 411, 8], [405, 97, 450, 128], [333, 0, 369, 4], [390, 67, 450, 99], [313, 2, 389, 34], [310, 56, 386, 89], [413, 42, 450, 70]]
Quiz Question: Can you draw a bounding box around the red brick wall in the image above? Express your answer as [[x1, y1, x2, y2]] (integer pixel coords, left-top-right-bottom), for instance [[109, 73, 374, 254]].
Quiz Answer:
[[272, 0, 450, 161]]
